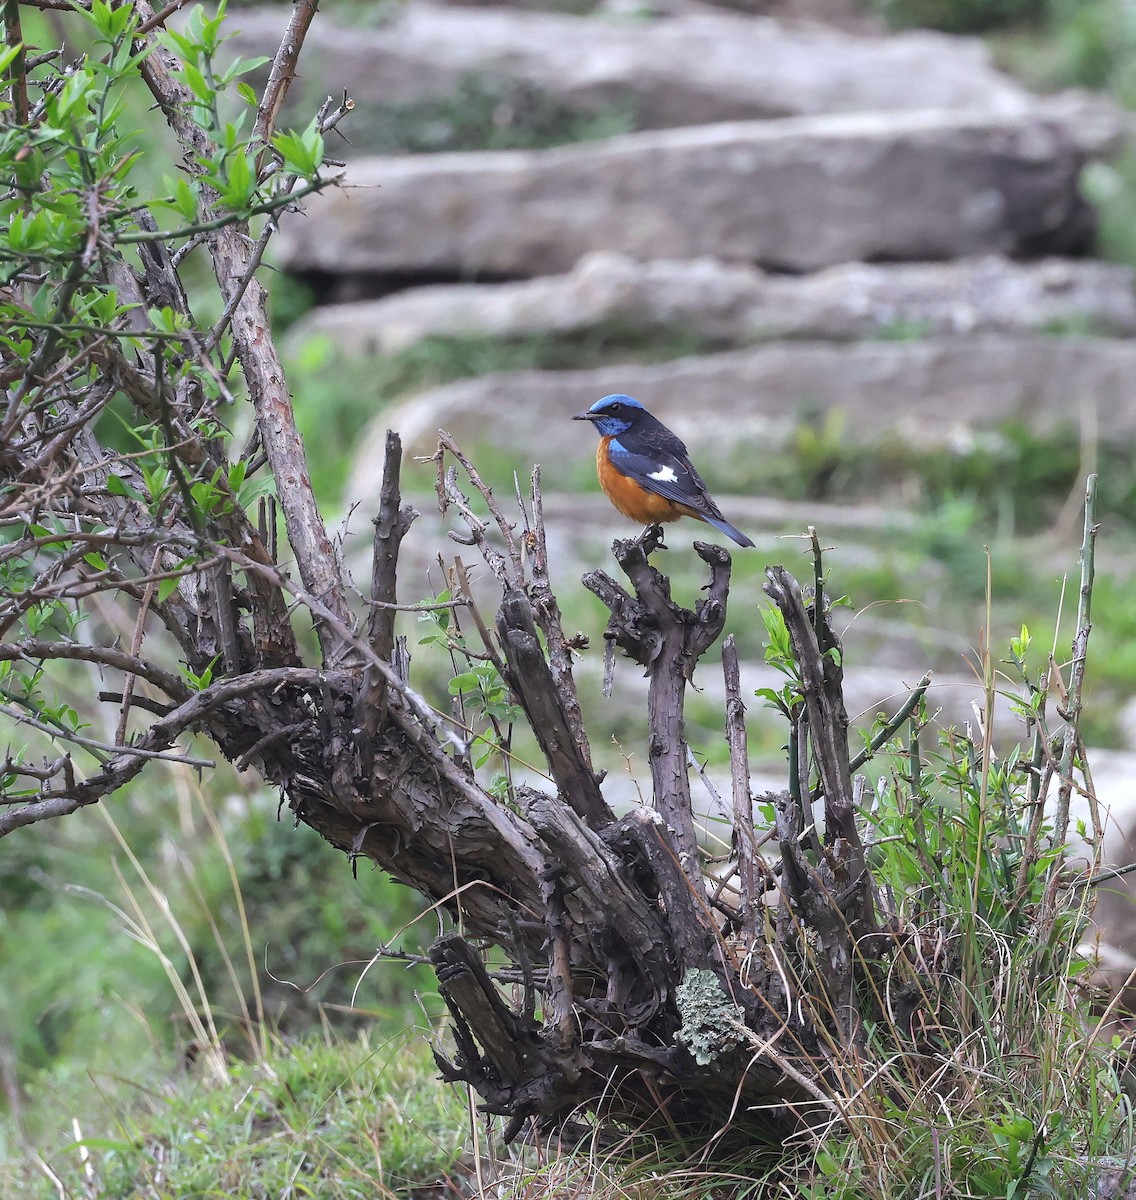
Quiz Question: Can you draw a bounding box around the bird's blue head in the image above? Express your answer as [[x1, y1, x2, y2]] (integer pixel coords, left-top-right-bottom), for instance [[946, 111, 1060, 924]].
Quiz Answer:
[[572, 394, 645, 438]]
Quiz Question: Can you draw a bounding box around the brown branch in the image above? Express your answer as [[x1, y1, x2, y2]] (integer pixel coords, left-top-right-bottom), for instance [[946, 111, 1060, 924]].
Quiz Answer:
[[522, 790, 672, 999], [496, 589, 613, 832], [3, 0, 29, 127], [0, 667, 349, 837], [436, 431, 523, 583], [584, 534, 730, 901], [614, 807, 718, 974], [254, 0, 320, 145], [361, 430, 418, 744], [723, 634, 758, 943], [134, 0, 192, 37], [0, 638, 190, 700], [114, 546, 162, 745], [763, 566, 876, 1042], [526, 465, 594, 772]]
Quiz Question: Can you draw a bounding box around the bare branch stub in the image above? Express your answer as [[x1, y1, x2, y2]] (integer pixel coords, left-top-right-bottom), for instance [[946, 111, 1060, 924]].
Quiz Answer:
[[583, 536, 730, 900], [496, 589, 613, 832], [723, 634, 758, 943], [361, 431, 418, 743], [527, 465, 593, 770], [253, 0, 320, 145], [763, 565, 876, 1042]]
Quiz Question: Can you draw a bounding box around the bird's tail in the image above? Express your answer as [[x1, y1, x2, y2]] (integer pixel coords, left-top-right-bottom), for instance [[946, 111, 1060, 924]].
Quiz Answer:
[[704, 514, 755, 548]]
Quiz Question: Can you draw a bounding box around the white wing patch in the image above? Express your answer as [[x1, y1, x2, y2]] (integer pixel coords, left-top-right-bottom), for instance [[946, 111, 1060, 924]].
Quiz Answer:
[[648, 465, 678, 483]]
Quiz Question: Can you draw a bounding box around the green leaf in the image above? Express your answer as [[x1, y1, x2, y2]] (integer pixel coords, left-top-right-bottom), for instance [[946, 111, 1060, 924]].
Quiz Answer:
[[106, 474, 143, 501], [0, 43, 23, 78], [227, 459, 247, 492], [181, 61, 212, 103], [167, 175, 197, 222], [58, 1137, 135, 1155], [220, 55, 270, 87], [272, 119, 324, 178], [220, 150, 254, 209], [159, 27, 199, 63]]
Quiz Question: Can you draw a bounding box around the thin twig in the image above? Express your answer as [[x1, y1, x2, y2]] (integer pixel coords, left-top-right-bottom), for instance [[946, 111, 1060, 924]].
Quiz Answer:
[[723, 635, 758, 942], [0, 702, 215, 767], [1054, 474, 1098, 849], [134, 0, 191, 36]]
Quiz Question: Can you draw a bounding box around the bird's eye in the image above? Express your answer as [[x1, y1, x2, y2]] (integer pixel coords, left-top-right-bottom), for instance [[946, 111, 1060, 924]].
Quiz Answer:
[[607, 403, 622, 414]]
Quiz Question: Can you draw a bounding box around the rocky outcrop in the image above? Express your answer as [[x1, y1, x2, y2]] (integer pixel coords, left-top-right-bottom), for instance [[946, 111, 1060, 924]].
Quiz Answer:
[[346, 335, 1136, 493], [279, 111, 1094, 279], [287, 252, 1136, 355], [226, 3, 1037, 130]]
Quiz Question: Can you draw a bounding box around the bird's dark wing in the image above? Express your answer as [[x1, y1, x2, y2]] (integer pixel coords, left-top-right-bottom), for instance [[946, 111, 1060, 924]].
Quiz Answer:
[[609, 426, 755, 547], [608, 437, 725, 522]]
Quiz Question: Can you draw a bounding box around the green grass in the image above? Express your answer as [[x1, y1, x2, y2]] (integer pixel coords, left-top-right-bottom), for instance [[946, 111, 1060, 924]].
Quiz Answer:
[[0, 761, 439, 1146], [2, 1032, 470, 1200]]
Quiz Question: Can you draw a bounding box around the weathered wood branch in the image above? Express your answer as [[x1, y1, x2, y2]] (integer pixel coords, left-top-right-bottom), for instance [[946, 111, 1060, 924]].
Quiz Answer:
[[763, 566, 876, 1043], [582, 534, 730, 901], [497, 590, 613, 831], [723, 635, 758, 944], [362, 431, 418, 742], [527, 466, 594, 771]]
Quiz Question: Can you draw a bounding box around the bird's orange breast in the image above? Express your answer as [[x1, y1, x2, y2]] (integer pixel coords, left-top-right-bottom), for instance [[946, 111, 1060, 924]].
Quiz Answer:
[[597, 437, 692, 525]]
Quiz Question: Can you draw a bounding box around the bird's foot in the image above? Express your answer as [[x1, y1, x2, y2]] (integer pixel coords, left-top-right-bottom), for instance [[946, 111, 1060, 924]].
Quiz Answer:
[[638, 524, 667, 554]]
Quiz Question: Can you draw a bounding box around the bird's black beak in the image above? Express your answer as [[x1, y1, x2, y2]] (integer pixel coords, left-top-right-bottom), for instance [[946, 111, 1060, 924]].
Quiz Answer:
[[572, 411, 594, 422]]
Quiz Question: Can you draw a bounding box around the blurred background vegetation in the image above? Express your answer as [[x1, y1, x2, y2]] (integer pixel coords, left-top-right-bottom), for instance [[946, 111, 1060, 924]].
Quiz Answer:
[[7, 0, 1136, 1194]]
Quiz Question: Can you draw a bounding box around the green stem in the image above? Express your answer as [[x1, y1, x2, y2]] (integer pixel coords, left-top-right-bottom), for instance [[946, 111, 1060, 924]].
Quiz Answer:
[[849, 672, 932, 772], [1054, 473, 1098, 850], [115, 177, 328, 243]]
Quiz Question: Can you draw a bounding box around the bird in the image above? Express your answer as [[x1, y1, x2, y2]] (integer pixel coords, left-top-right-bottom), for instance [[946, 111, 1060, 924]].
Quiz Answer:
[[573, 394, 754, 548]]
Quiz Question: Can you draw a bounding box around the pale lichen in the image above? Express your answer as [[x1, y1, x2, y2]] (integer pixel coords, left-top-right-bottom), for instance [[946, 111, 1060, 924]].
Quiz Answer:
[[674, 968, 742, 1066]]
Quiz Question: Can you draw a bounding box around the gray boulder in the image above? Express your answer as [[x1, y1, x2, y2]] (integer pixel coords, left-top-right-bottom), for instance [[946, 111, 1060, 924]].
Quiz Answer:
[[226, 3, 1036, 131], [346, 335, 1136, 499], [277, 111, 1093, 280], [287, 253, 1136, 355]]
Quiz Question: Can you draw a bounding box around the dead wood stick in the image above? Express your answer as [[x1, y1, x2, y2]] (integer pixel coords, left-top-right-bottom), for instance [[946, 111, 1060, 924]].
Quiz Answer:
[[723, 635, 758, 942], [527, 465, 594, 770], [586, 536, 730, 901], [497, 590, 613, 831], [362, 431, 418, 741]]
